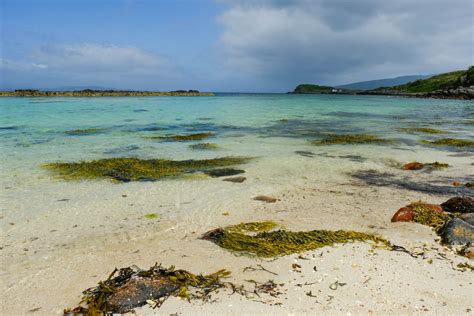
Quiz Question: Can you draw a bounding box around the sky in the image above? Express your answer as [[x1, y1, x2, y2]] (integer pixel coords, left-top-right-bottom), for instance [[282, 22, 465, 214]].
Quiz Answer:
[[0, 0, 473, 92]]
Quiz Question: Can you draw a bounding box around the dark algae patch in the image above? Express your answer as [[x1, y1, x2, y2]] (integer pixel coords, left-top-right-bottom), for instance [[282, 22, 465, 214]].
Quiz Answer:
[[189, 142, 220, 150], [65, 128, 105, 135], [64, 264, 231, 314], [201, 221, 390, 257], [144, 132, 215, 141], [311, 134, 390, 145], [421, 138, 474, 148], [399, 127, 443, 134], [43, 156, 251, 182]]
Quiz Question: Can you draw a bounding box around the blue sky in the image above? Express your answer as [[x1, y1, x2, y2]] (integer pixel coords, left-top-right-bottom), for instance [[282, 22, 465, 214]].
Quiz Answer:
[[1, 0, 472, 92]]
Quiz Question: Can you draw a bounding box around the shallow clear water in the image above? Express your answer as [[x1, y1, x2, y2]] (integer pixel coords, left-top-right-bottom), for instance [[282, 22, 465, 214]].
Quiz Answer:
[[0, 94, 473, 184]]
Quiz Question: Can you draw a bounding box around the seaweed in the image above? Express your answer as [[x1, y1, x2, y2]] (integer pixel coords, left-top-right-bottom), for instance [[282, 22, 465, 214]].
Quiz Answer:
[[201, 222, 390, 257], [64, 264, 231, 315], [65, 128, 105, 135], [399, 127, 443, 134], [310, 134, 390, 145], [43, 156, 251, 182], [144, 132, 215, 141], [144, 213, 159, 219], [225, 221, 279, 233], [189, 142, 220, 150], [410, 203, 451, 228], [426, 162, 449, 169], [421, 138, 474, 148]]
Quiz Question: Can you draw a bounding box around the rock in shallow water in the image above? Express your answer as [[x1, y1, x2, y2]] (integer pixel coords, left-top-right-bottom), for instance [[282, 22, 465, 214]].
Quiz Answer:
[[441, 197, 474, 213], [223, 176, 246, 183], [401, 162, 424, 170], [438, 218, 474, 246], [205, 168, 245, 177]]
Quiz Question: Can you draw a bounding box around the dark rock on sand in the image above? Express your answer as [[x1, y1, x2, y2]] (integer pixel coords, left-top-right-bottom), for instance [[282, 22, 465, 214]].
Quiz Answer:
[[254, 195, 278, 203], [223, 176, 246, 183], [441, 197, 474, 213], [438, 218, 474, 245], [205, 168, 245, 177], [106, 277, 179, 313]]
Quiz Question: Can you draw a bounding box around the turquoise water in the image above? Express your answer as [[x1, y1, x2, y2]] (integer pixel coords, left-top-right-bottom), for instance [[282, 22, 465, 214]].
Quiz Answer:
[[0, 94, 473, 183]]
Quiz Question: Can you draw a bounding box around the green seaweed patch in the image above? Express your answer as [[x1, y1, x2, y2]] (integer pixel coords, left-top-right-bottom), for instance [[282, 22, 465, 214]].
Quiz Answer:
[[421, 138, 474, 148], [42, 156, 251, 182], [65, 264, 231, 314], [399, 127, 443, 134], [189, 142, 220, 150], [426, 162, 449, 169], [410, 203, 450, 228], [311, 134, 390, 145], [201, 222, 390, 257], [144, 213, 159, 219], [65, 128, 105, 135], [225, 221, 279, 234], [144, 132, 215, 141]]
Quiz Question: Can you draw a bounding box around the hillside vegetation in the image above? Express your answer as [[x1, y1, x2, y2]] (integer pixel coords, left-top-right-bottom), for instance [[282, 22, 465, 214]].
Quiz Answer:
[[293, 84, 334, 94], [378, 66, 474, 93]]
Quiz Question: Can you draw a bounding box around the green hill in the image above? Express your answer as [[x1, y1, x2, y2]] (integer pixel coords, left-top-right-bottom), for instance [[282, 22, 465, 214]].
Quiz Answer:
[[292, 84, 335, 94], [377, 66, 474, 93]]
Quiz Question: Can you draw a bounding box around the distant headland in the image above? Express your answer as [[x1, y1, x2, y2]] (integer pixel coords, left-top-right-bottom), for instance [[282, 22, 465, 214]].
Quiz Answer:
[[0, 89, 214, 97], [291, 66, 474, 100]]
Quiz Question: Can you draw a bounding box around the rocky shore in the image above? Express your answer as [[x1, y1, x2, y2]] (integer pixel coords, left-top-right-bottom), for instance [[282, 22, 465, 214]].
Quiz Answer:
[[357, 87, 474, 100], [0, 89, 214, 97]]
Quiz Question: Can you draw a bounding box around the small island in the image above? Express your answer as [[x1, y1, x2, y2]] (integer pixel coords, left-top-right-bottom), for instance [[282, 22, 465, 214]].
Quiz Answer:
[[0, 89, 214, 97], [291, 66, 474, 100]]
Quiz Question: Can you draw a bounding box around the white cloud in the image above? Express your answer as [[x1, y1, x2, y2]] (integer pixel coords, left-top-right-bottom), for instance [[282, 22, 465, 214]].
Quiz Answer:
[[217, 0, 474, 90], [1, 43, 181, 89]]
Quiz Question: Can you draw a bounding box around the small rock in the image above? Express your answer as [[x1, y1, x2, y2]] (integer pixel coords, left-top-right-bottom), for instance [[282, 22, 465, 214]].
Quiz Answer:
[[223, 176, 246, 183], [401, 162, 424, 170], [253, 195, 278, 203], [391, 207, 414, 222], [452, 182, 462, 187], [441, 197, 474, 213], [205, 168, 245, 177], [438, 218, 474, 246]]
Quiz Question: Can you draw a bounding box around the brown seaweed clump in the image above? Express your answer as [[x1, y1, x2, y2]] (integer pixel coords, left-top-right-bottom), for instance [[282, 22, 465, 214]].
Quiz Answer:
[[43, 156, 251, 182], [64, 264, 231, 315], [144, 132, 215, 141], [410, 203, 451, 228], [310, 134, 390, 145], [421, 138, 474, 148], [189, 142, 220, 150], [201, 221, 390, 257]]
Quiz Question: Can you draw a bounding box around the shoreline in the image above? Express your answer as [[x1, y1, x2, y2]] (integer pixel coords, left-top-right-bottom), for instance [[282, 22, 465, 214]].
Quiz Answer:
[[0, 89, 214, 97]]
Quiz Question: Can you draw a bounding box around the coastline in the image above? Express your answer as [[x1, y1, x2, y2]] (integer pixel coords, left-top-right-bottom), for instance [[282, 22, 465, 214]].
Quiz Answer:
[[0, 90, 214, 97]]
